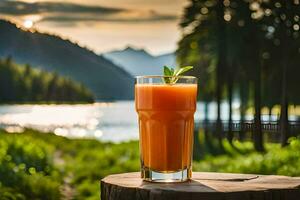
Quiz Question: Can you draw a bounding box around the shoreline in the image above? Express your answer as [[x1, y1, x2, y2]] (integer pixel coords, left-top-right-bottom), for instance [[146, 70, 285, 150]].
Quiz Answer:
[[0, 99, 134, 105]]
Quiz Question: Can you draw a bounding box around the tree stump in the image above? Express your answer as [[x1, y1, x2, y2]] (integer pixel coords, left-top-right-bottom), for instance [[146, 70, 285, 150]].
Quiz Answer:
[[101, 172, 300, 200]]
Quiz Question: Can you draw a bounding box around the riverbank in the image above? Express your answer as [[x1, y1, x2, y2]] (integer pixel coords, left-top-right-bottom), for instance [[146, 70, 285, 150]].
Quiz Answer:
[[0, 101, 96, 105], [0, 129, 299, 199]]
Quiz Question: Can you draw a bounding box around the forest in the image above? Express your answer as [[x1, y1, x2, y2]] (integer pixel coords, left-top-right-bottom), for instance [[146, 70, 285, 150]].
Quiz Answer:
[[0, 57, 94, 103], [177, 0, 300, 151]]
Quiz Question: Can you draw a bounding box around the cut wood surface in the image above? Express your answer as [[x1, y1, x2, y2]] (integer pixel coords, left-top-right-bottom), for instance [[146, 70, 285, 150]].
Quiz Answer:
[[101, 172, 300, 200]]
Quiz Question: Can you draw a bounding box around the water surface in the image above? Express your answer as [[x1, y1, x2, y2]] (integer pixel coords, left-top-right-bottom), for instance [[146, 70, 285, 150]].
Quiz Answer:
[[0, 101, 285, 142]]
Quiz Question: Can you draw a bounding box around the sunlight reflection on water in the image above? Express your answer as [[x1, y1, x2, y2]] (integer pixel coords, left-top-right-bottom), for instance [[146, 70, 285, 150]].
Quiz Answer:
[[0, 102, 139, 142], [0, 101, 295, 142]]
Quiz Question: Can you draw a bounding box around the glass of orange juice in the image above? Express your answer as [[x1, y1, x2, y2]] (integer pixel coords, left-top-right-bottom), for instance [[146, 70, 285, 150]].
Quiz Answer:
[[135, 76, 197, 182]]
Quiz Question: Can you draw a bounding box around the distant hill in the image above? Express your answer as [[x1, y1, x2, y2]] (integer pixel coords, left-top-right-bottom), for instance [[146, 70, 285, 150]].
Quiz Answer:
[[0, 20, 134, 100], [0, 57, 94, 103], [103, 46, 176, 76]]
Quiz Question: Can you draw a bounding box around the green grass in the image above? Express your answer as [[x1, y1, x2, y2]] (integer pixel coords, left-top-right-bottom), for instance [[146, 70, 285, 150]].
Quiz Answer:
[[0, 131, 61, 200], [194, 139, 300, 176], [0, 130, 139, 200], [0, 129, 299, 199]]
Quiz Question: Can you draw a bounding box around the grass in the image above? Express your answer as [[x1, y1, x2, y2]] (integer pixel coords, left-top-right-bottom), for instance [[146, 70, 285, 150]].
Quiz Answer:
[[0, 129, 299, 199], [0, 130, 139, 200], [194, 139, 300, 176]]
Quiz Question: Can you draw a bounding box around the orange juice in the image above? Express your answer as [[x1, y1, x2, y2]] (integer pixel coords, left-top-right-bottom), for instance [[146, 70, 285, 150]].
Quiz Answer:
[[135, 84, 197, 173]]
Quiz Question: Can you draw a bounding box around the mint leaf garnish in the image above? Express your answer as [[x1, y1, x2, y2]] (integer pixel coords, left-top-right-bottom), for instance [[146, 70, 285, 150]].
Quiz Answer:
[[163, 66, 193, 84], [174, 66, 193, 76], [164, 66, 172, 76]]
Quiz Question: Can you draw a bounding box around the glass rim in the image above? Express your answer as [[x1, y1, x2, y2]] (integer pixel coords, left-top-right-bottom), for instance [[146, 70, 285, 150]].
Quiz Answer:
[[135, 75, 197, 79]]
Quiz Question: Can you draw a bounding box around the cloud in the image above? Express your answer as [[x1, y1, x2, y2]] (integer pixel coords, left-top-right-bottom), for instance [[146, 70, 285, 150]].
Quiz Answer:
[[0, 1, 124, 15], [41, 11, 177, 23], [0, 0, 177, 25]]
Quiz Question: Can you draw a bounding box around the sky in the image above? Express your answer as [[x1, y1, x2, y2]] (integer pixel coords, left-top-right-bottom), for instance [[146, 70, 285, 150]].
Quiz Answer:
[[0, 0, 187, 55]]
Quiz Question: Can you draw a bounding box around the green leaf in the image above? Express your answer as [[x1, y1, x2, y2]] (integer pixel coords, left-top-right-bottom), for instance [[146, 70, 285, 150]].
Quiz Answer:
[[164, 66, 172, 76], [170, 68, 175, 75], [162, 65, 193, 84], [174, 66, 193, 76], [163, 66, 172, 83]]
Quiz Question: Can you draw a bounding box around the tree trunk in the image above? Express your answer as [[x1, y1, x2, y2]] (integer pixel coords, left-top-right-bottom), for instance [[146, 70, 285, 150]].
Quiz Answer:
[[253, 58, 264, 152], [215, 2, 226, 150], [227, 73, 233, 144], [216, 55, 223, 149], [204, 102, 210, 142], [216, 78, 223, 147], [280, 51, 289, 146], [203, 102, 213, 152], [193, 128, 201, 160], [268, 106, 272, 122], [239, 81, 248, 141], [101, 172, 300, 200]]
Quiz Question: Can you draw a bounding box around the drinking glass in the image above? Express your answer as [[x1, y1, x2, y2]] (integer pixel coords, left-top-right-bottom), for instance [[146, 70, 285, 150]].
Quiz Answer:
[[135, 76, 197, 182]]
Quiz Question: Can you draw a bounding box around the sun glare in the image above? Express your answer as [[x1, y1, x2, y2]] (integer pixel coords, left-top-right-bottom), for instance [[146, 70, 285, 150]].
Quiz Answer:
[[23, 0, 37, 3], [23, 19, 33, 29]]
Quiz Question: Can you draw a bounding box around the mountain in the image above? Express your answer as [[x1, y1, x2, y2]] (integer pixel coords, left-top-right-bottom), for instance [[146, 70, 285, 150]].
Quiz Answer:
[[0, 58, 94, 103], [103, 46, 176, 76], [0, 20, 134, 100]]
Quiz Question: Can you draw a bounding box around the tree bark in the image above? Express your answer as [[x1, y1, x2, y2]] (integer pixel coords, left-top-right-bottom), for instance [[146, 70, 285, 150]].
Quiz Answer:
[[280, 51, 289, 146], [253, 57, 264, 152], [203, 102, 213, 152], [239, 80, 248, 141], [193, 128, 201, 161], [227, 67, 234, 144], [215, 2, 226, 150], [268, 106, 272, 122], [101, 172, 300, 200]]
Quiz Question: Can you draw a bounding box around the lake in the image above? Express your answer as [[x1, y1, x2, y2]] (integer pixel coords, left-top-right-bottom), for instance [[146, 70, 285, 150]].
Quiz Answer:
[[0, 101, 286, 142]]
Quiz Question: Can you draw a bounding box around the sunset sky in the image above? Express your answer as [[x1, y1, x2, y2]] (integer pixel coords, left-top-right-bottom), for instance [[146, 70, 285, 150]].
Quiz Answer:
[[0, 0, 187, 55]]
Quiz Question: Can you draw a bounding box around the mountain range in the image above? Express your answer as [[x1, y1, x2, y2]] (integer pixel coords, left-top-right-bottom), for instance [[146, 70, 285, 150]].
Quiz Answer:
[[103, 46, 176, 76], [0, 20, 134, 100]]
